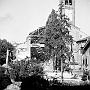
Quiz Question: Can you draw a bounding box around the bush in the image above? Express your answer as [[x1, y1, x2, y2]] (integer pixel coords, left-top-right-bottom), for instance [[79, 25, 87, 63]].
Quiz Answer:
[[81, 70, 90, 81], [21, 75, 49, 90], [0, 66, 12, 90], [81, 70, 88, 81], [0, 66, 5, 73], [7, 59, 44, 81], [81, 75, 87, 81], [21, 76, 90, 90]]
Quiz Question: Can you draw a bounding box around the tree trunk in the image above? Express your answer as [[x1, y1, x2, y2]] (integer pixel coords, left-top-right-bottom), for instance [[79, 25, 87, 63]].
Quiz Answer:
[[61, 58, 63, 82], [51, 49, 55, 71]]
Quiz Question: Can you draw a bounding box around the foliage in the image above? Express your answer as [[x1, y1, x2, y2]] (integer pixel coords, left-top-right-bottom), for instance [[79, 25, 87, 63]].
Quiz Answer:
[[81, 70, 89, 81], [0, 66, 12, 90], [81, 75, 87, 81], [21, 75, 49, 90], [21, 76, 90, 90], [0, 39, 15, 65], [7, 58, 44, 81], [45, 2, 73, 70], [0, 66, 6, 73]]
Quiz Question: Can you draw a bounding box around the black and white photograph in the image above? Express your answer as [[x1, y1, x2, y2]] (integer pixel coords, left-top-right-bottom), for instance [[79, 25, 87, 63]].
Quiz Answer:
[[0, 0, 90, 90]]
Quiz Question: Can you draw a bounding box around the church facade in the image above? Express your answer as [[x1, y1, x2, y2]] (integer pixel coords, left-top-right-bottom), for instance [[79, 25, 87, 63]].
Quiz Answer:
[[26, 0, 87, 65]]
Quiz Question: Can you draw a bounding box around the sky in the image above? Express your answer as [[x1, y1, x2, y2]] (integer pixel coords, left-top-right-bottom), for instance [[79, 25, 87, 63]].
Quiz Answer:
[[0, 0, 90, 43]]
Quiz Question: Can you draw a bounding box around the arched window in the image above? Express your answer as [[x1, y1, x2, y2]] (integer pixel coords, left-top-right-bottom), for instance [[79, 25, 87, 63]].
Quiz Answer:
[[85, 57, 88, 67], [83, 58, 84, 65], [65, 0, 72, 5], [69, 0, 72, 5], [83, 56, 88, 68], [65, 0, 68, 5]]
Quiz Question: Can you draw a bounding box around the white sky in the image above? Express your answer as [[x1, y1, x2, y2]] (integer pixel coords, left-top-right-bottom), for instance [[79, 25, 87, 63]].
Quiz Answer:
[[0, 0, 90, 42]]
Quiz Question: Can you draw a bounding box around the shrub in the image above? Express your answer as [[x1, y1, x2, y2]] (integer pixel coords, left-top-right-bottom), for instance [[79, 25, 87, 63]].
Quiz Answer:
[[21, 76, 90, 90], [81, 70, 88, 81], [0, 66, 5, 73], [7, 58, 44, 81], [0, 66, 12, 90], [21, 74, 49, 90]]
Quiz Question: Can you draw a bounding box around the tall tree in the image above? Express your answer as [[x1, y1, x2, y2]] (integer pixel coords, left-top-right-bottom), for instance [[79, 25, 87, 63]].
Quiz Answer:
[[0, 39, 15, 65], [45, 2, 73, 81]]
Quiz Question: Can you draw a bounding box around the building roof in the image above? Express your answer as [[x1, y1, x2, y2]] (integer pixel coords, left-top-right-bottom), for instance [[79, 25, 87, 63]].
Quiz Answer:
[[82, 40, 90, 54], [29, 26, 46, 36], [76, 36, 90, 43]]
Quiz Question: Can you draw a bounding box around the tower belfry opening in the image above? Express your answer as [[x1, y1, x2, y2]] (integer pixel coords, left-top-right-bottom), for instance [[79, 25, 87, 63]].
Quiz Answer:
[[65, 0, 68, 5], [69, 0, 72, 5], [65, 0, 72, 5]]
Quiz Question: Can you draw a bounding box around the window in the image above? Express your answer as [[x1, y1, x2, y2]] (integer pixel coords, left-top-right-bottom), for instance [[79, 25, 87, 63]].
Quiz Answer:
[[69, 0, 72, 5], [85, 58, 88, 67], [65, 0, 68, 5], [83, 57, 88, 67], [83, 58, 84, 65], [65, 0, 72, 5]]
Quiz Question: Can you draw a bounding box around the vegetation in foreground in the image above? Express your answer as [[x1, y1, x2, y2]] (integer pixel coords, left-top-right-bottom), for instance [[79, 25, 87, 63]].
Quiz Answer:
[[0, 58, 90, 90]]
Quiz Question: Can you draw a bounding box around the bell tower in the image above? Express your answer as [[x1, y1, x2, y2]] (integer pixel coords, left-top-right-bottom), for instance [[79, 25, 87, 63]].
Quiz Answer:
[[62, 0, 75, 25]]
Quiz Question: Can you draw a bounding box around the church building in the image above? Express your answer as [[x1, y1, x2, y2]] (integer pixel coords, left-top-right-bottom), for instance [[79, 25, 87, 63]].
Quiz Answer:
[[61, 0, 88, 64], [26, 0, 87, 65]]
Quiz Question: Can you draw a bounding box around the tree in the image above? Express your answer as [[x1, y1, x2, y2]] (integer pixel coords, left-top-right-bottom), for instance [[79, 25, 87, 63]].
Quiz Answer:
[[0, 39, 15, 65], [45, 2, 73, 81]]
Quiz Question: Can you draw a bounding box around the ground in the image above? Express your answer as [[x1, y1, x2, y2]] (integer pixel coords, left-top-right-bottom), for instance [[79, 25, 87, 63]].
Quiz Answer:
[[4, 82, 21, 90]]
